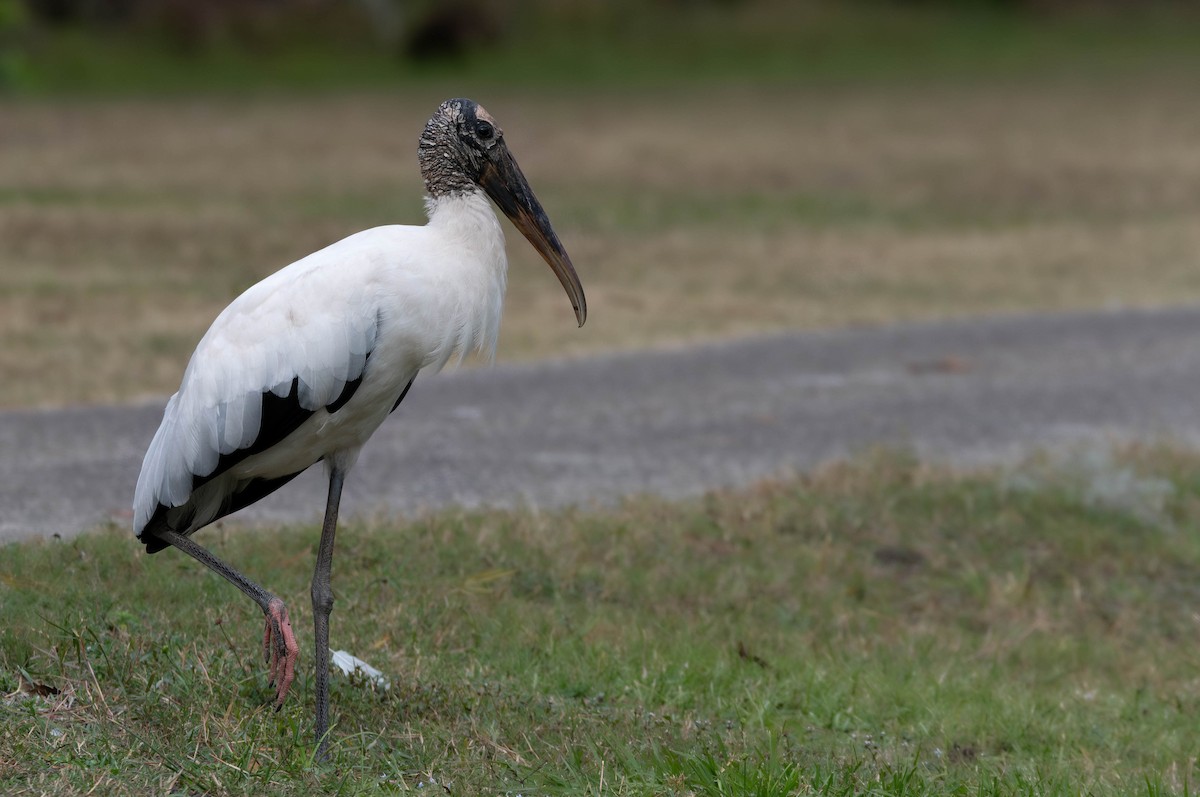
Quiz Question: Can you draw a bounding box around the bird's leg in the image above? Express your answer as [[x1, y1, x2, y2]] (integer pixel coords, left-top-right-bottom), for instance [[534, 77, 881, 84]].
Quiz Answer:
[[312, 465, 345, 762], [154, 529, 299, 708]]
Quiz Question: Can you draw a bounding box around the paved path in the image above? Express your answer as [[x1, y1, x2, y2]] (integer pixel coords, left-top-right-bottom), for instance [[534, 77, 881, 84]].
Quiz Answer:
[[5, 307, 1200, 544]]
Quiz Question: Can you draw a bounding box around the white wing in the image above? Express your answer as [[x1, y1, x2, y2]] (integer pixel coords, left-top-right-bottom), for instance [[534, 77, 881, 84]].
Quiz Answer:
[[133, 199, 509, 540], [133, 231, 392, 536]]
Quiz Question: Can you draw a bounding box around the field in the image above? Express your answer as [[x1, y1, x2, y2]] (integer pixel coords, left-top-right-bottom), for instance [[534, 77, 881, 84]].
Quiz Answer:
[[4, 449, 1200, 795], [6, 77, 1200, 406], [6, 4, 1200, 794]]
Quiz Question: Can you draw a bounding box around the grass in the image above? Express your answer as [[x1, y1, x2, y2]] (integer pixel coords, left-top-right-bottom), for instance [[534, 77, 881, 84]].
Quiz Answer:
[[9, 78, 1200, 407], [3, 447, 1200, 794], [8, 2, 1200, 94]]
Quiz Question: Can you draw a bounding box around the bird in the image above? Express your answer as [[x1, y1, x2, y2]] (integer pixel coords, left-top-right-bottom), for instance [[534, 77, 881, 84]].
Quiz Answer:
[[132, 98, 586, 760]]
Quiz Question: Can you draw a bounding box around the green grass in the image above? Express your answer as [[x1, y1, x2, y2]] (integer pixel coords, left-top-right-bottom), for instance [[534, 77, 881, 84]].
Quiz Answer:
[[8, 2, 1200, 96], [4, 448, 1200, 794]]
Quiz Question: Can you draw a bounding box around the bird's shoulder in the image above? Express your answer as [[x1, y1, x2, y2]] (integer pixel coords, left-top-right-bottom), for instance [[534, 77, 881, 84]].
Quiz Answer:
[[223, 225, 429, 309], [189, 225, 432, 355]]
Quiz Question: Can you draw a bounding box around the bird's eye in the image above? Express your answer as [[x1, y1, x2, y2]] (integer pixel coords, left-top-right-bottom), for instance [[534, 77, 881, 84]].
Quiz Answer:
[[475, 121, 495, 140]]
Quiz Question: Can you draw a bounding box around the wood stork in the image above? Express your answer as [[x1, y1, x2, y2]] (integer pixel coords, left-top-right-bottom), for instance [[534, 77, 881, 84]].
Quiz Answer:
[[133, 98, 586, 759]]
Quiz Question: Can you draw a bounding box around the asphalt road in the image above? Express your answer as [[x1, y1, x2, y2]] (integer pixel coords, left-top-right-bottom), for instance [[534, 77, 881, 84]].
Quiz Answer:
[[4, 306, 1200, 544]]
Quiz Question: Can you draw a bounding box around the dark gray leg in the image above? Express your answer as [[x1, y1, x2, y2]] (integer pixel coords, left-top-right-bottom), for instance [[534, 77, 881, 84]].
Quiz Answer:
[[312, 466, 345, 761], [155, 529, 299, 707]]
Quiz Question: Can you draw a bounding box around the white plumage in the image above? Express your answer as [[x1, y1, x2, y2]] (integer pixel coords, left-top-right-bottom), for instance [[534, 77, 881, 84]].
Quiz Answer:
[[132, 98, 585, 761], [133, 193, 506, 536]]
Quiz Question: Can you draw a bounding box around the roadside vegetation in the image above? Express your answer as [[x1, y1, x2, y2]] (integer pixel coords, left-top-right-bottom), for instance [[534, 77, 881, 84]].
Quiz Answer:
[[9, 79, 1200, 406], [3, 447, 1199, 795]]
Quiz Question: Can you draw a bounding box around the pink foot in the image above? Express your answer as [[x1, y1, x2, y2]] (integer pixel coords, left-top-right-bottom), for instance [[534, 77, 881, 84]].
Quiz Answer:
[[262, 598, 299, 709]]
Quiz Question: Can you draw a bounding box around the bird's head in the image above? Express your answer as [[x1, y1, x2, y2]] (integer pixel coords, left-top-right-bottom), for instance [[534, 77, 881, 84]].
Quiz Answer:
[[419, 98, 586, 327]]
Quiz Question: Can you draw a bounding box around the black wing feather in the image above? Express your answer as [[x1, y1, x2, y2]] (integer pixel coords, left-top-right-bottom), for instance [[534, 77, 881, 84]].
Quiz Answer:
[[141, 374, 365, 553], [391, 377, 416, 413]]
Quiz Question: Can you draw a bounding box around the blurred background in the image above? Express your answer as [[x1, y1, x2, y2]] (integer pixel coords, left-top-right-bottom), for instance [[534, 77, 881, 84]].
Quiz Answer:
[[3, 0, 1200, 407]]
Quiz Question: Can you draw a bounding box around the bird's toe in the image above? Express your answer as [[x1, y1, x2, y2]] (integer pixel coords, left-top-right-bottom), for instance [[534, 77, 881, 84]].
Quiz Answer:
[[263, 598, 299, 707]]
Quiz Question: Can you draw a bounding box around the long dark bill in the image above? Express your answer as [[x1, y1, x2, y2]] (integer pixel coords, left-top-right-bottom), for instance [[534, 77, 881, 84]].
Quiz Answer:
[[480, 145, 587, 327]]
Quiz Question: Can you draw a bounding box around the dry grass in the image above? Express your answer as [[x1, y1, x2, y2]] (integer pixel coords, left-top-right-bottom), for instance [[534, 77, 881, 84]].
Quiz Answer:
[[5, 80, 1200, 407]]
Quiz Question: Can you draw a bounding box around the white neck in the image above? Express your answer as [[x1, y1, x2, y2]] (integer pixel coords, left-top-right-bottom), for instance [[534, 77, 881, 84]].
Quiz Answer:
[[421, 188, 509, 368], [426, 188, 503, 238]]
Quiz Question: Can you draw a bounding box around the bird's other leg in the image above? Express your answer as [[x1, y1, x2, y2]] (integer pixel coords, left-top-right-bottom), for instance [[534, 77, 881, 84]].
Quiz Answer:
[[154, 529, 299, 708], [312, 465, 346, 761]]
